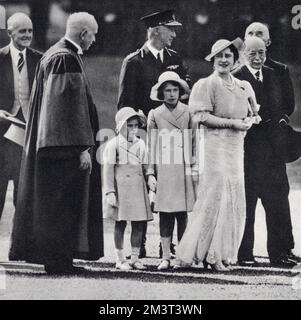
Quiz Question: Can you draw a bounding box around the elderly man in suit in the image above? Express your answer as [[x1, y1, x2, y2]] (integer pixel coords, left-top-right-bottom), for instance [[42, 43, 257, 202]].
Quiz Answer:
[[0, 13, 42, 220], [244, 22, 300, 264], [234, 37, 297, 268], [117, 10, 190, 258]]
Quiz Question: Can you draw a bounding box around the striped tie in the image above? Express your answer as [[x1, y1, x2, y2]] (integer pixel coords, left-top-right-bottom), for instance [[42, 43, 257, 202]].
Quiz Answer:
[[17, 52, 24, 73]]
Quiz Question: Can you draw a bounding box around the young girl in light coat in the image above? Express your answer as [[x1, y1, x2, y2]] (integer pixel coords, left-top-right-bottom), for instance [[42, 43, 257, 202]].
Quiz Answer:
[[147, 71, 197, 270], [103, 107, 153, 270]]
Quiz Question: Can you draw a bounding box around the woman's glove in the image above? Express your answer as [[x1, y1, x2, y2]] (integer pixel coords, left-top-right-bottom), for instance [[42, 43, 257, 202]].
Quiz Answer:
[[148, 175, 157, 192], [231, 118, 253, 131], [194, 112, 255, 131], [106, 192, 118, 207]]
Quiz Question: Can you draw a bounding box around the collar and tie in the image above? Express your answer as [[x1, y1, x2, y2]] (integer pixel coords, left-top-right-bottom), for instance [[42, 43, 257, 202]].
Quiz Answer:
[[17, 52, 25, 73], [255, 70, 262, 82], [157, 52, 163, 65]]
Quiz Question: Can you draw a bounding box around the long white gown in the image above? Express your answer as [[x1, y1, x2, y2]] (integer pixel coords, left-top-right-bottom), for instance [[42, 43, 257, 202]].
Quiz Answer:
[[177, 72, 257, 265]]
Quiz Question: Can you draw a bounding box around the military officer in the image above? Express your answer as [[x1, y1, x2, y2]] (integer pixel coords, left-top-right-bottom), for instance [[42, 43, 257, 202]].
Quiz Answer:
[[117, 10, 190, 258], [117, 9, 190, 116]]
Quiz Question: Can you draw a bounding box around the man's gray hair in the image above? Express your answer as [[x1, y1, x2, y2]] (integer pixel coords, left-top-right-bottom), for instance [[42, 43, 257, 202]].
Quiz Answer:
[[147, 26, 160, 40], [7, 12, 32, 31], [66, 12, 98, 37]]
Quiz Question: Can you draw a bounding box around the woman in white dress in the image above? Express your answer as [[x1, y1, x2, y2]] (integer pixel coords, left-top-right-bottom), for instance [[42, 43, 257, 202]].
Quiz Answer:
[[177, 38, 260, 271]]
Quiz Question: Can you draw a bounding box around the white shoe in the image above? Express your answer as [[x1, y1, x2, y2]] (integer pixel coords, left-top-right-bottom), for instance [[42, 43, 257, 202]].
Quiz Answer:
[[131, 261, 147, 270], [157, 260, 170, 270], [116, 261, 133, 271], [173, 263, 183, 270], [173, 259, 184, 270]]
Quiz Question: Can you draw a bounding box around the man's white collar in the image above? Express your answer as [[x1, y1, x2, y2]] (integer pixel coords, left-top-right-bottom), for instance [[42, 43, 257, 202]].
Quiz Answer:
[[146, 41, 164, 62], [246, 64, 263, 81], [64, 37, 83, 55], [9, 42, 27, 66]]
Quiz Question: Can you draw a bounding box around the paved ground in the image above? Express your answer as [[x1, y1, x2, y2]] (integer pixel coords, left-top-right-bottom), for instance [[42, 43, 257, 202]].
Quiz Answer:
[[1, 182, 301, 300]]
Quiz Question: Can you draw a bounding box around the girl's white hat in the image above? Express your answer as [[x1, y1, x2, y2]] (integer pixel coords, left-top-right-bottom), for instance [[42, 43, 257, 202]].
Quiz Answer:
[[115, 107, 146, 133], [150, 71, 190, 101]]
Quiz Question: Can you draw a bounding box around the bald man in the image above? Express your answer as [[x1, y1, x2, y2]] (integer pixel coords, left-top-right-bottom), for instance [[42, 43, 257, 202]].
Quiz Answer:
[[244, 22, 299, 263], [9, 12, 104, 274], [233, 37, 297, 268], [0, 13, 42, 220]]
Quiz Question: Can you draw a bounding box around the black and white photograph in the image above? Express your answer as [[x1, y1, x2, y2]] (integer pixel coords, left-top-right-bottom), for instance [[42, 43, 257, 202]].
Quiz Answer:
[[0, 0, 301, 305]]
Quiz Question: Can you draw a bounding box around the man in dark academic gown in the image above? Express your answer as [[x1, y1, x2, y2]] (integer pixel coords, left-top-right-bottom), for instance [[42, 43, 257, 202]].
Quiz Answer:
[[9, 12, 103, 274]]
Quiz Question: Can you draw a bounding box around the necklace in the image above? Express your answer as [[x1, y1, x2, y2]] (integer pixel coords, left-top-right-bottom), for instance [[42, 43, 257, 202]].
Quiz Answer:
[[221, 75, 236, 91]]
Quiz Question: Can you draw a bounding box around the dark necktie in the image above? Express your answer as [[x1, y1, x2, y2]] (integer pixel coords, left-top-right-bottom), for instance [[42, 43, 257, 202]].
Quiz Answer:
[[157, 52, 163, 65], [17, 52, 24, 73], [255, 70, 261, 82]]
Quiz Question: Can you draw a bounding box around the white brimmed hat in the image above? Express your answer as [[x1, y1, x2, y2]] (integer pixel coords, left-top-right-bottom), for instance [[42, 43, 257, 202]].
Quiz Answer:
[[205, 37, 244, 62], [115, 107, 146, 133], [150, 71, 190, 101]]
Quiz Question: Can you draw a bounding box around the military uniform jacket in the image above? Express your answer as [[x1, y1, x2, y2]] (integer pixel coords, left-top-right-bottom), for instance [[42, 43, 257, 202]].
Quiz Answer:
[[117, 43, 190, 116]]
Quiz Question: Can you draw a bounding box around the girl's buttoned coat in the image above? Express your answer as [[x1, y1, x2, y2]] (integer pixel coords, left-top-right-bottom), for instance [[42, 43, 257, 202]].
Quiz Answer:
[[103, 135, 153, 221], [147, 102, 196, 213]]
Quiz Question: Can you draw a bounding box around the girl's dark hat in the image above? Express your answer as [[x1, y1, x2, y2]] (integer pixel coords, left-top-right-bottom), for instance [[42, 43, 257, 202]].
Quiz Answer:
[[140, 10, 182, 28]]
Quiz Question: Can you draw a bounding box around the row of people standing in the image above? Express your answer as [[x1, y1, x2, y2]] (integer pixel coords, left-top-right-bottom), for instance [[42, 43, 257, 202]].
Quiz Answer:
[[115, 10, 300, 271], [2, 9, 300, 275]]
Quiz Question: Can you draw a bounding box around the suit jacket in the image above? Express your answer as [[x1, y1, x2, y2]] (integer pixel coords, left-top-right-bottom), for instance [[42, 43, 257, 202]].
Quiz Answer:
[[117, 44, 190, 116], [0, 45, 42, 138], [233, 65, 288, 165], [265, 57, 295, 118]]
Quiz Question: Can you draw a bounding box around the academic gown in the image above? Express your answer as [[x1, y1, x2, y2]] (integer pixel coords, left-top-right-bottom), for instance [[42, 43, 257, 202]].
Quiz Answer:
[[9, 39, 104, 265]]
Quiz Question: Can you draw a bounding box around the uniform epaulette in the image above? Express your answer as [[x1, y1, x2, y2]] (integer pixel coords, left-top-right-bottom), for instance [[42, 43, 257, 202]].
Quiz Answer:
[[125, 49, 140, 61], [165, 48, 177, 56]]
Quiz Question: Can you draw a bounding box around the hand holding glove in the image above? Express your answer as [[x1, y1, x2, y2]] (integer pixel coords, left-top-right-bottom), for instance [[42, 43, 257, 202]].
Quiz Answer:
[[148, 175, 157, 192], [106, 192, 118, 207]]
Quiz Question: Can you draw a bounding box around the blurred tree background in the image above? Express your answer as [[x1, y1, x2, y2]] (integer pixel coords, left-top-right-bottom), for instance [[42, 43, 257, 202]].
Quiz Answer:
[[1, 0, 301, 127], [0, 0, 300, 62]]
